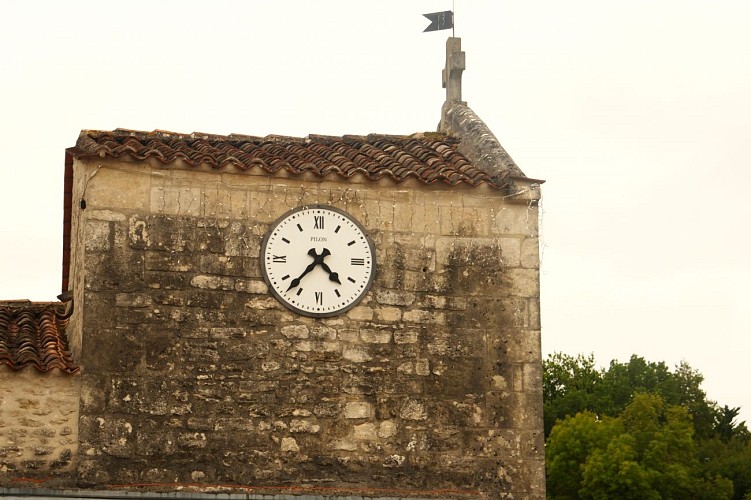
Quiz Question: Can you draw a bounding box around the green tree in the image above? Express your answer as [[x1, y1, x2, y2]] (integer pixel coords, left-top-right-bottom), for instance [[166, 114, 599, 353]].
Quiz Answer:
[[547, 394, 734, 499], [543, 353, 602, 437], [699, 435, 751, 500], [543, 353, 718, 440], [543, 353, 750, 498], [546, 411, 620, 499]]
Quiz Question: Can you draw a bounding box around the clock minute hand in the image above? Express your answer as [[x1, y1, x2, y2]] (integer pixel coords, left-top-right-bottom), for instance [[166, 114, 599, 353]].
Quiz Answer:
[[286, 250, 319, 291]]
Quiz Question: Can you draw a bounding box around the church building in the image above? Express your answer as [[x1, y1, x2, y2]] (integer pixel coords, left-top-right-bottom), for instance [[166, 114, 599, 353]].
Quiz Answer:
[[0, 38, 545, 499]]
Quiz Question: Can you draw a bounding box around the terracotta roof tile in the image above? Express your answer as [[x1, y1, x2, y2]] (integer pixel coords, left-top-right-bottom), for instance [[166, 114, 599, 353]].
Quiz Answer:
[[70, 129, 510, 188], [0, 302, 79, 374]]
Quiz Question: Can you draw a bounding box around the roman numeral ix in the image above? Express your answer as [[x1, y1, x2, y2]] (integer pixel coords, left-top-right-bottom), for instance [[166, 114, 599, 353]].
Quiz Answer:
[[272, 255, 286, 263]]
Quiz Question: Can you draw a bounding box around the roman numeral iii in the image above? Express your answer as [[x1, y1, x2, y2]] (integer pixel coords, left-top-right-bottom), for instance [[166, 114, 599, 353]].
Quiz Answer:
[[351, 258, 365, 266]]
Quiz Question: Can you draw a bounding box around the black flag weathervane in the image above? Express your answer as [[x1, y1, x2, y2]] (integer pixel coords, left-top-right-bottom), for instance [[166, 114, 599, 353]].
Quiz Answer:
[[423, 10, 453, 32]]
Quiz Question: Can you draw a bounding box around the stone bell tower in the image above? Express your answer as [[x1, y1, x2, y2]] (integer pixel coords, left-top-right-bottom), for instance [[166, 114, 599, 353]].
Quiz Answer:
[[1, 35, 544, 500]]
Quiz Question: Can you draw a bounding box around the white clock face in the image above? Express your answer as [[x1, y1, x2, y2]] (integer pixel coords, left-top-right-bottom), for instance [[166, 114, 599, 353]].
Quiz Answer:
[[260, 205, 376, 317]]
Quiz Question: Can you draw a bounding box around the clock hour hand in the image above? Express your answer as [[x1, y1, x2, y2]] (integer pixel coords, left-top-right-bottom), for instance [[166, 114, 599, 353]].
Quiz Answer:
[[316, 248, 340, 284], [320, 262, 341, 284]]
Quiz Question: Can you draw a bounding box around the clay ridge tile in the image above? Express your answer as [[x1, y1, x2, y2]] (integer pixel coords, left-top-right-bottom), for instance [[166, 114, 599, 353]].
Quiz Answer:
[[0, 303, 79, 373], [70, 129, 506, 189]]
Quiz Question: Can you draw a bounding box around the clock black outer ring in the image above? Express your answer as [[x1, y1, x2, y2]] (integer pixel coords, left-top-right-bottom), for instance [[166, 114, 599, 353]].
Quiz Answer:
[[260, 204, 377, 318]]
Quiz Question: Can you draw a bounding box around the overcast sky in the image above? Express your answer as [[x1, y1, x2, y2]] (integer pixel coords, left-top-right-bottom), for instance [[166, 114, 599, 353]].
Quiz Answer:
[[1, 0, 749, 423]]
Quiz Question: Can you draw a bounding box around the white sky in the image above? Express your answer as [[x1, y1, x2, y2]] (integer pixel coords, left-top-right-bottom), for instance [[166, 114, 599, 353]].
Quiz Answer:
[[1, 0, 749, 423]]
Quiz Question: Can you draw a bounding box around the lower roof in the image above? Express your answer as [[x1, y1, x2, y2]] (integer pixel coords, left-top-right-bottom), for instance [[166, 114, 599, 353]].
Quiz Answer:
[[0, 301, 78, 374]]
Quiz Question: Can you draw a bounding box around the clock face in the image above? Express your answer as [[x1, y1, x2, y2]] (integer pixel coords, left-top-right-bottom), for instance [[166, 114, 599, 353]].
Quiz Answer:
[[260, 205, 376, 318]]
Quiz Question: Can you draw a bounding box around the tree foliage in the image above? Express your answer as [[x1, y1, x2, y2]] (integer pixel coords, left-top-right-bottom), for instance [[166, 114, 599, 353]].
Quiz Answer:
[[544, 353, 750, 499], [548, 394, 734, 499]]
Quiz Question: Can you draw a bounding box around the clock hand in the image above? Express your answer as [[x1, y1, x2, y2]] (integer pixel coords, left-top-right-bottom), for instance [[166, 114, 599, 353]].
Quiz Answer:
[[286, 249, 319, 291], [286, 248, 336, 292], [316, 248, 341, 284], [320, 262, 341, 284]]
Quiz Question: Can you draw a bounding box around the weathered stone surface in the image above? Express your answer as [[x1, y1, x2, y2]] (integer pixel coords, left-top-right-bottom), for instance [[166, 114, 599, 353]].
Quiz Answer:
[[0, 368, 80, 477], [42, 157, 545, 498], [344, 402, 373, 420], [84, 221, 112, 252]]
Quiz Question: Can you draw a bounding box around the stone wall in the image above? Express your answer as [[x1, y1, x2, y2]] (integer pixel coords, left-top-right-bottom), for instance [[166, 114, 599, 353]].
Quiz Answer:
[[0, 367, 80, 479], [70, 158, 543, 498]]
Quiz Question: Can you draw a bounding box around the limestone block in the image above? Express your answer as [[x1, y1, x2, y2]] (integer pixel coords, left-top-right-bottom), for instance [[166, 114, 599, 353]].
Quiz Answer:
[[411, 200, 441, 235], [415, 359, 430, 376], [244, 296, 279, 310], [399, 399, 428, 421], [397, 362, 413, 374], [344, 402, 373, 419], [224, 222, 262, 257], [491, 205, 539, 237], [529, 299, 541, 329], [499, 296, 529, 328], [360, 329, 391, 344], [375, 307, 401, 322], [498, 237, 522, 267], [86, 209, 127, 222], [152, 186, 203, 216], [342, 347, 371, 363], [202, 186, 236, 218], [523, 363, 543, 391], [353, 422, 377, 440], [281, 437, 299, 452], [461, 207, 491, 236], [234, 279, 268, 294], [394, 329, 419, 344], [190, 275, 235, 291], [144, 252, 194, 272], [330, 438, 357, 451], [403, 309, 445, 325], [491, 329, 541, 364], [438, 205, 464, 236], [521, 237, 540, 269], [337, 329, 359, 342], [281, 325, 309, 339], [378, 420, 398, 439], [115, 293, 152, 308], [289, 419, 320, 434], [505, 269, 540, 298], [347, 306, 373, 321], [87, 165, 150, 211], [84, 221, 111, 252], [375, 289, 415, 306]]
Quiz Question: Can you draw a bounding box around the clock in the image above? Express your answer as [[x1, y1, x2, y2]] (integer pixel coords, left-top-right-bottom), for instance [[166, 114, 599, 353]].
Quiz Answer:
[[260, 205, 376, 318]]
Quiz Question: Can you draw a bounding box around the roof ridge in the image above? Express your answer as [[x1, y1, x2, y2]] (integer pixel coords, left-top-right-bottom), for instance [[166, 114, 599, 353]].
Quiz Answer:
[[439, 102, 526, 179]]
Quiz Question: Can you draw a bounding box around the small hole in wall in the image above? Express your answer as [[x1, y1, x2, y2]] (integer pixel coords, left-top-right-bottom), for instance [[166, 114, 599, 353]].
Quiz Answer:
[[80, 199, 87, 210], [422, 267, 428, 273]]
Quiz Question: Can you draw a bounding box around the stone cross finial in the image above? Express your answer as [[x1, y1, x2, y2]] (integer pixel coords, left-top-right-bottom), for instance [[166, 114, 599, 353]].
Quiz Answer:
[[442, 37, 466, 104]]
